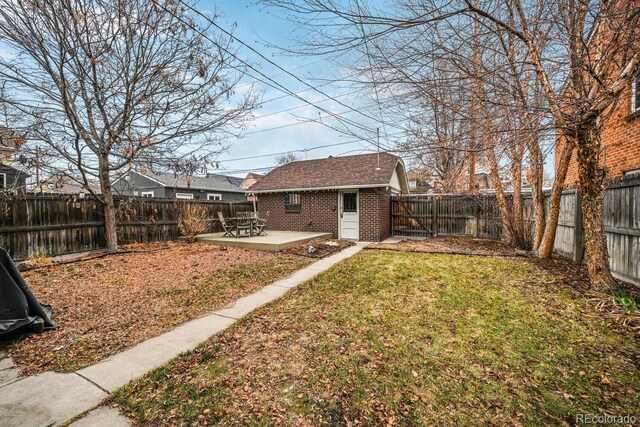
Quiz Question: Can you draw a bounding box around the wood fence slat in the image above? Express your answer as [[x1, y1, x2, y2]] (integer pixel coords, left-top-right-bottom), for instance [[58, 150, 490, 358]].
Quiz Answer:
[[0, 195, 253, 261], [394, 178, 640, 286]]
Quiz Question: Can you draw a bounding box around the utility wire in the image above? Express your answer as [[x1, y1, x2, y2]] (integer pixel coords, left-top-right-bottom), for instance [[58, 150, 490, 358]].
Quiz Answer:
[[354, 0, 391, 144], [177, 0, 388, 129], [169, 0, 400, 151], [217, 132, 404, 164]]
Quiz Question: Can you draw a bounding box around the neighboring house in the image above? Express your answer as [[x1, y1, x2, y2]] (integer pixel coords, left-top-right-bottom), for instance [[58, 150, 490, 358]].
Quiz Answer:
[[32, 175, 101, 197], [406, 169, 433, 194], [556, 74, 640, 184], [0, 164, 28, 191], [249, 152, 409, 242], [240, 172, 264, 190], [0, 126, 29, 191], [113, 169, 246, 200], [241, 172, 264, 202]]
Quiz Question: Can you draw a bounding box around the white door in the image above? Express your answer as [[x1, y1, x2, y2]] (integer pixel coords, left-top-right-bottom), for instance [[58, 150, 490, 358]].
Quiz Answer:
[[339, 190, 359, 240]]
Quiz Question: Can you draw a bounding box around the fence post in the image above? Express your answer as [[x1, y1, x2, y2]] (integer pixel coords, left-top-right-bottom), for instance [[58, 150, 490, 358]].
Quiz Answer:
[[474, 199, 480, 237], [390, 196, 395, 237], [573, 188, 584, 263], [432, 196, 438, 237]]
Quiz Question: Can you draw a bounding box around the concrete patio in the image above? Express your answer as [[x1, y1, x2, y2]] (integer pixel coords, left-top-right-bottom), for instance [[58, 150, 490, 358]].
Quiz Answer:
[[195, 230, 332, 251]]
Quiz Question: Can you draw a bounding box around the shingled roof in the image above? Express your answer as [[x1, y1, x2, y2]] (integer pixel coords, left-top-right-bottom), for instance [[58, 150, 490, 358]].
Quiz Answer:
[[138, 170, 245, 193], [250, 152, 407, 193]]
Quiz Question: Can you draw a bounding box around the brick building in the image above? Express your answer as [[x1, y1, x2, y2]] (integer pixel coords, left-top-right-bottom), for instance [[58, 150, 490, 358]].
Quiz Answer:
[[249, 152, 409, 242], [556, 76, 640, 183], [240, 172, 264, 202]]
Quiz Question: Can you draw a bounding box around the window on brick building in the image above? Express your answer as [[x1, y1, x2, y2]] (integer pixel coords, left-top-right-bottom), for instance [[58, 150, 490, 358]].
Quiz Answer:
[[633, 76, 640, 113], [284, 193, 301, 212]]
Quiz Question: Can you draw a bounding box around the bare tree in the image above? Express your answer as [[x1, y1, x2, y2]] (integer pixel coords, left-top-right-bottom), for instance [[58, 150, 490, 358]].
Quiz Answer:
[[263, 0, 640, 290], [0, 0, 257, 251], [275, 152, 300, 166]]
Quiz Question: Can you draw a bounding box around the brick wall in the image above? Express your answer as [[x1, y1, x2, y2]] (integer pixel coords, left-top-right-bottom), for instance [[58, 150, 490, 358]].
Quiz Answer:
[[258, 190, 339, 238], [556, 85, 640, 184], [257, 187, 392, 242], [359, 188, 392, 242]]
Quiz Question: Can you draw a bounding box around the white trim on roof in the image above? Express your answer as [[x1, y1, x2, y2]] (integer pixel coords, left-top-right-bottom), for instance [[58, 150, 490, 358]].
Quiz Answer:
[[251, 183, 394, 194], [112, 170, 166, 187], [131, 170, 167, 186], [173, 186, 246, 193], [252, 158, 410, 194]]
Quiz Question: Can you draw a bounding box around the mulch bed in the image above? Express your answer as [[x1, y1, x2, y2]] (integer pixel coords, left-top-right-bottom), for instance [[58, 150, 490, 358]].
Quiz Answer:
[[4, 242, 312, 376], [531, 256, 640, 335], [281, 238, 355, 259], [368, 236, 524, 257]]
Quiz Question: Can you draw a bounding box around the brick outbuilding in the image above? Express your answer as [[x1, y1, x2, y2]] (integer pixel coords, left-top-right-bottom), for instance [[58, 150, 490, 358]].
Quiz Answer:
[[556, 77, 640, 183], [249, 152, 409, 242]]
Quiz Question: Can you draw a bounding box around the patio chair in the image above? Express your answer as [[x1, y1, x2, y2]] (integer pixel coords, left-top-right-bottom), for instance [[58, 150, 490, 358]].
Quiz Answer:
[[251, 212, 267, 236], [218, 212, 236, 237], [235, 211, 253, 237]]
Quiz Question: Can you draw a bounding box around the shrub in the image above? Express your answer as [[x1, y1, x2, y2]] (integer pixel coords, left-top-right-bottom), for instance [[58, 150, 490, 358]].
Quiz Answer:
[[24, 249, 54, 268], [177, 202, 211, 243]]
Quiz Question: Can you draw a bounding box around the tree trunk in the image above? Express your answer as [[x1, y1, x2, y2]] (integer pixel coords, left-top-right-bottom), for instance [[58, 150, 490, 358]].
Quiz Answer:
[[537, 136, 574, 258], [576, 123, 618, 291], [488, 147, 512, 243], [98, 153, 118, 252], [526, 138, 545, 250], [510, 158, 526, 248], [469, 151, 477, 194]]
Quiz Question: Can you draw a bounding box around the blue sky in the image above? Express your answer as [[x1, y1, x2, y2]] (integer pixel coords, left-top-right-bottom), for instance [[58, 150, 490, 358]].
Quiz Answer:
[[200, 0, 399, 178]]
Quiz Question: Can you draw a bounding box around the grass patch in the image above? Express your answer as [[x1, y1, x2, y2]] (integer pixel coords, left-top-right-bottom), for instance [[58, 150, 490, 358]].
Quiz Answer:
[[115, 251, 640, 426], [607, 289, 639, 314]]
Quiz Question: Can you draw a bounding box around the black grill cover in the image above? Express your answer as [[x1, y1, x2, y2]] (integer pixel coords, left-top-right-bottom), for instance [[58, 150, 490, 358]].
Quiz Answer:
[[0, 248, 55, 338]]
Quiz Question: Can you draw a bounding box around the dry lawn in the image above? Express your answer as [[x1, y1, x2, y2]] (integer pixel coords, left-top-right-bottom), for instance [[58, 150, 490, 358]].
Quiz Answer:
[[115, 249, 640, 426], [7, 242, 311, 375]]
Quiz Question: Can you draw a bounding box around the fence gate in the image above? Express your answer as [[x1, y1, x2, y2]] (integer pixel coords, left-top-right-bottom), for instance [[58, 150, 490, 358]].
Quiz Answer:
[[391, 195, 503, 239]]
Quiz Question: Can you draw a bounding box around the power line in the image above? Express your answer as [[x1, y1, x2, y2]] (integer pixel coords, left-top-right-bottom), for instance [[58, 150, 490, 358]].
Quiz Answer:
[[244, 98, 405, 136], [179, 1, 385, 126], [354, 0, 391, 144], [171, 0, 399, 151], [218, 139, 369, 164], [253, 87, 363, 120]]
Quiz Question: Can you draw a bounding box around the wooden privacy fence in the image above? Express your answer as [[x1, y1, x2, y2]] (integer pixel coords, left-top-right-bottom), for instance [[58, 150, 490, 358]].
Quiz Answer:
[[0, 194, 253, 261], [392, 194, 503, 239], [524, 178, 640, 286], [392, 176, 640, 286]]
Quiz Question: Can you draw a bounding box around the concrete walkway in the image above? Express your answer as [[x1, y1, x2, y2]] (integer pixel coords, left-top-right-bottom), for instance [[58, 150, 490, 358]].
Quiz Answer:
[[0, 243, 365, 427]]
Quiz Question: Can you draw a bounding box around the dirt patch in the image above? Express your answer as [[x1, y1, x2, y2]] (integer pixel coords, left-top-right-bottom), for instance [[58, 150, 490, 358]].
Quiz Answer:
[[281, 238, 355, 259], [368, 236, 524, 257], [4, 241, 311, 376]]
